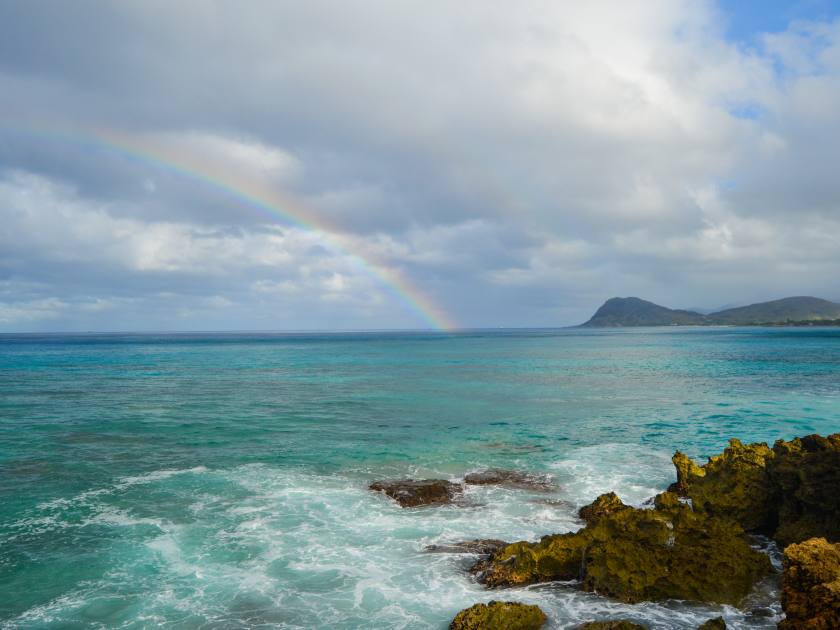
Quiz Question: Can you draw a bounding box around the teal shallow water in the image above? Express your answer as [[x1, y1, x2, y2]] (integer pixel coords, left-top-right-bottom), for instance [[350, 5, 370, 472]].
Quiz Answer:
[[1, 328, 839, 628]]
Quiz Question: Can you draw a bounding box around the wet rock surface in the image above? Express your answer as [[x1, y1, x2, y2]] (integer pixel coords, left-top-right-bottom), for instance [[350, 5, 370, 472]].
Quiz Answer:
[[696, 617, 726, 629], [778, 537, 840, 629], [369, 479, 462, 507], [672, 433, 840, 546], [449, 601, 547, 630], [472, 491, 771, 605], [464, 469, 554, 491], [424, 539, 508, 555]]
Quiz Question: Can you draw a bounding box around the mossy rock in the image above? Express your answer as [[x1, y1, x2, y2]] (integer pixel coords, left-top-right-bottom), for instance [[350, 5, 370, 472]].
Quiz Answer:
[[581, 503, 770, 604], [770, 434, 840, 547], [577, 622, 647, 629], [696, 617, 726, 629], [672, 439, 775, 532], [449, 601, 547, 630], [579, 492, 631, 524], [473, 498, 770, 604], [778, 537, 840, 629], [673, 433, 840, 545]]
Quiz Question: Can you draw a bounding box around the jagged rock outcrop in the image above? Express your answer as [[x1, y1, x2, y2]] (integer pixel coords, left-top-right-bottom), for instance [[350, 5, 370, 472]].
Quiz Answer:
[[577, 622, 647, 630], [696, 617, 726, 630], [369, 479, 461, 507], [472, 492, 771, 605], [464, 469, 554, 491], [670, 434, 840, 546], [424, 539, 508, 555], [770, 435, 840, 546], [671, 439, 774, 531], [578, 492, 631, 524], [778, 537, 840, 629], [449, 601, 547, 630]]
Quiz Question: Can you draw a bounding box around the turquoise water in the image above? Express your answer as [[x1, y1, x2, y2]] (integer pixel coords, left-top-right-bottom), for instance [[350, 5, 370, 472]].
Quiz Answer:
[[1, 328, 839, 629]]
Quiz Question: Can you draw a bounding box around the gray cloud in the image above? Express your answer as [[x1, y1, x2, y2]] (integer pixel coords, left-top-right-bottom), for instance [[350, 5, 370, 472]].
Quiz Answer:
[[1, 1, 839, 330]]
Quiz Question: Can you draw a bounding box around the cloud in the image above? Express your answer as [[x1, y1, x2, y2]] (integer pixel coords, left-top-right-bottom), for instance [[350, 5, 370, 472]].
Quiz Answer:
[[1, 2, 840, 329]]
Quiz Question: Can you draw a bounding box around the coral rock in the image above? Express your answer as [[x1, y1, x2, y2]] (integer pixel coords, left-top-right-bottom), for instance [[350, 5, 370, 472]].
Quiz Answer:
[[778, 537, 840, 629], [449, 601, 547, 630]]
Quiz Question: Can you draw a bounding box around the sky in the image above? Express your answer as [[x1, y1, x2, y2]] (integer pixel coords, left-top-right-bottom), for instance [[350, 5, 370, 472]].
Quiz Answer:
[[1, 1, 840, 331]]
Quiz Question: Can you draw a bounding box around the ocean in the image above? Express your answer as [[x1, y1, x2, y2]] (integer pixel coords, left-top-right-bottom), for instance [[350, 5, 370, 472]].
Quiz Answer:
[[1, 327, 839, 629]]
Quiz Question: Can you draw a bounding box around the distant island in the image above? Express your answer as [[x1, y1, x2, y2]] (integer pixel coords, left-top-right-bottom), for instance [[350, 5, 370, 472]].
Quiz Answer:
[[579, 296, 840, 327]]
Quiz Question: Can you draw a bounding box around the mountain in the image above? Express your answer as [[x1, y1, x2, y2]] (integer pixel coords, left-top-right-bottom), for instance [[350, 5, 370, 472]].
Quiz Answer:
[[581, 297, 708, 327], [709, 297, 840, 325], [579, 296, 840, 327]]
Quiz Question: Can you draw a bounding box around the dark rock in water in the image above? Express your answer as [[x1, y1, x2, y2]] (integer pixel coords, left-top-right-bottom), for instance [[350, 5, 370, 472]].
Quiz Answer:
[[449, 601, 547, 630], [748, 607, 775, 618], [369, 479, 461, 507], [696, 617, 726, 630], [577, 622, 647, 630], [578, 492, 631, 524], [464, 469, 554, 491], [778, 537, 840, 629], [472, 492, 771, 605], [670, 433, 840, 546], [424, 539, 508, 555]]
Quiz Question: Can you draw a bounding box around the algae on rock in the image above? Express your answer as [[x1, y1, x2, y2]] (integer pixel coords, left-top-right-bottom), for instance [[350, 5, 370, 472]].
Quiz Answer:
[[671, 433, 840, 546], [473, 492, 771, 605], [449, 601, 547, 630]]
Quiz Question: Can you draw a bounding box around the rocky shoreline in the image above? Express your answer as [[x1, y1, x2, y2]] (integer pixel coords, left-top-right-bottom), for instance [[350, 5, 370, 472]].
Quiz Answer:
[[370, 433, 840, 629]]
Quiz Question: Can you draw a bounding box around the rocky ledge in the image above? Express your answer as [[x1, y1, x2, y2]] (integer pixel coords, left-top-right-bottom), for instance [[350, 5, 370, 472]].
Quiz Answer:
[[449, 601, 547, 630], [369, 479, 462, 507], [472, 490, 771, 604]]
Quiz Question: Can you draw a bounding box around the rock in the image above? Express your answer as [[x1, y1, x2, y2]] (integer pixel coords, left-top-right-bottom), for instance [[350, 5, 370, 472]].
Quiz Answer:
[[464, 469, 554, 491], [696, 617, 726, 629], [671, 439, 775, 532], [770, 434, 840, 547], [778, 537, 840, 630], [578, 492, 631, 524], [449, 601, 547, 630], [473, 495, 771, 605], [424, 539, 508, 555], [669, 434, 840, 546], [369, 479, 461, 507], [577, 622, 647, 630]]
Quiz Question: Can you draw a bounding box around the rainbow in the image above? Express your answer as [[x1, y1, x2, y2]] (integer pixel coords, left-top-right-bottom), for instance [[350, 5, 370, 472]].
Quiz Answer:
[[3, 126, 457, 331]]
